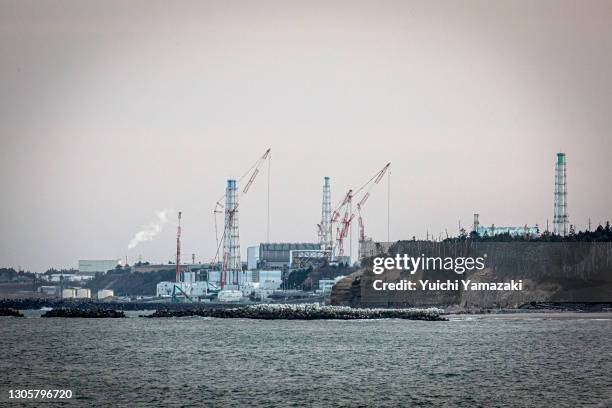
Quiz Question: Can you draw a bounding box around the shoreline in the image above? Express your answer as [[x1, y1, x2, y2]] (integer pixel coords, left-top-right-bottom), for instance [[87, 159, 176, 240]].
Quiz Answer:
[[2, 298, 612, 316]]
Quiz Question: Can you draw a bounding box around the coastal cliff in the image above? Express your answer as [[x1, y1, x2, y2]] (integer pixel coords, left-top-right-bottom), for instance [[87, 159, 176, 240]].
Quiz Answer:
[[330, 241, 612, 308]]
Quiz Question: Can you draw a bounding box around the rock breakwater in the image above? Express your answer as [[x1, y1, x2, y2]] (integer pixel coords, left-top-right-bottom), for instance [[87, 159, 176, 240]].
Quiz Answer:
[[145, 303, 447, 320], [0, 308, 24, 317], [41, 308, 125, 318]]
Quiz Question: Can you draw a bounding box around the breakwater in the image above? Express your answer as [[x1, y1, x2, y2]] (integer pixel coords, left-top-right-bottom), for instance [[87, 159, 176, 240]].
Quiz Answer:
[[41, 308, 125, 318], [0, 298, 242, 311], [144, 304, 447, 320], [0, 308, 23, 317]]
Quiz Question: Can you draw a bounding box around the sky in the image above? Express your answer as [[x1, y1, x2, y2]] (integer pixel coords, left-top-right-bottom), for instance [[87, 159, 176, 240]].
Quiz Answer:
[[1, 0, 611, 272]]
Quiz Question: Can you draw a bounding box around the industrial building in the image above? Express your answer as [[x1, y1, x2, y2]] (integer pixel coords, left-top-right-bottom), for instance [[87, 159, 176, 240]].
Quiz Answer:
[[61, 288, 91, 299], [247, 246, 259, 270], [318, 276, 346, 296], [156, 281, 210, 298], [97, 289, 114, 299], [472, 214, 539, 237], [78, 259, 120, 275], [204, 269, 281, 288], [258, 243, 322, 269], [132, 263, 205, 273]]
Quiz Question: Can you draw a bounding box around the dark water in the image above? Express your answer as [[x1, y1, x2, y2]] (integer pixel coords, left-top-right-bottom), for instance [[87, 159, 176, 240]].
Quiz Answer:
[[1, 313, 612, 407]]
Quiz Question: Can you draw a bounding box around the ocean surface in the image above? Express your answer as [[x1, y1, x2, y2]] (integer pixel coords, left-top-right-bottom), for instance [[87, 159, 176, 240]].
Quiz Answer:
[[1, 312, 612, 407]]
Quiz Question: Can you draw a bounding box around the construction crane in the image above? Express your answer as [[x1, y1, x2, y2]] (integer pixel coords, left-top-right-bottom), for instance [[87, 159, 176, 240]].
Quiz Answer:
[[212, 148, 271, 289], [176, 211, 182, 283], [355, 163, 390, 246], [331, 163, 391, 260], [212, 148, 271, 263], [331, 190, 353, 257]]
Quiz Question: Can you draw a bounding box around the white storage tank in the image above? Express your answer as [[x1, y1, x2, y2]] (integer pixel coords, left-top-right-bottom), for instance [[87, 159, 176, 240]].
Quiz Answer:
[[62, 288, 76, 299], [75, 288, 91, 299], [97, 289, 114, 299]]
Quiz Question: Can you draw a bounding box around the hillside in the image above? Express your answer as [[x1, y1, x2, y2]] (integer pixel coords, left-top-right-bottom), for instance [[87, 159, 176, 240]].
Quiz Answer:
[[86, 270, 175, 296], [331, 241, 612, 308]]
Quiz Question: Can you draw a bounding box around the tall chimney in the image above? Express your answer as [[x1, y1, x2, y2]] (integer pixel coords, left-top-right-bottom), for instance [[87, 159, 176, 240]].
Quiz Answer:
[[553, 153, 569, 236]]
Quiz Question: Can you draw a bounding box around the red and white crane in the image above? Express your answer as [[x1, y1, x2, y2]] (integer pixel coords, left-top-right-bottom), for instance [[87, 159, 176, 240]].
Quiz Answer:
[[330, 162, 391, 260]]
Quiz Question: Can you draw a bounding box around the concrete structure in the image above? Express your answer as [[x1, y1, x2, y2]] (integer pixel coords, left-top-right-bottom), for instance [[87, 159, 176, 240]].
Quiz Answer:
[[356, 240, 393, 261], [289, 249, 331, 268], [97, 289, 114, 299], [473, 213, 480, 232], [75, 288, 91, 299], [223, 179, 241, 285], [318, 177, 333, 251], [257, 270, 282, 289], [183, 271, 197, 283], [62, 288, 77, 298], [217, 290, 243, 302], [39, 286, 61, 296], [132, 263, 205, 273], [318, 276, 345, 295], [156, 281, 209, 298], [259, 243, 321, 269], [476, 225, 539, 237], [78, 259, 120, 275], [49, 274, 88, 282], [473, 214, 538, 237], [247, 246, 259, 270], [553, 152, 569, 236], [358, 237, 375, 261]]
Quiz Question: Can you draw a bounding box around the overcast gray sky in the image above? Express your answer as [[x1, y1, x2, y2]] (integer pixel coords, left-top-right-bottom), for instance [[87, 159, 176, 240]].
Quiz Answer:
[[1, 0, 611, 271]]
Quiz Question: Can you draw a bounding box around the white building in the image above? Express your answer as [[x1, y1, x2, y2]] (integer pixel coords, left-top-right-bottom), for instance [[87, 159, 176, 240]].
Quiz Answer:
[[75, 288, 91, 299], [62, 288, 77, 298], [257, 270, 282, 289], [50, 274, 88, 282], [156, 281, 209, 298], [78, 259, 120, 275], [217, 290, 243, 302], [318, 276, 345, 295], [97, 289, 114, 299], [247, 246, 259, 270]]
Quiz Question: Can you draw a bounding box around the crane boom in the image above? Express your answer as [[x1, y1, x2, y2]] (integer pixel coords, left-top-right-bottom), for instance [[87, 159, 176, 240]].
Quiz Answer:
[[329, 162, 391, 261], [212, 148, 271, 265], [243, 148, 271, 194]]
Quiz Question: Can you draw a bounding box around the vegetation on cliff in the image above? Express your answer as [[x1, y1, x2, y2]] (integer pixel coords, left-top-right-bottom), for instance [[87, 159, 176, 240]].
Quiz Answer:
[[445, 221, 612, 243]]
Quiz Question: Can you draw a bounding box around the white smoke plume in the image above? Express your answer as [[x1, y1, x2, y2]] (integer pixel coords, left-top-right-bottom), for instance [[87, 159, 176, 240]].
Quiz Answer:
[[127, 208, 175, 250]]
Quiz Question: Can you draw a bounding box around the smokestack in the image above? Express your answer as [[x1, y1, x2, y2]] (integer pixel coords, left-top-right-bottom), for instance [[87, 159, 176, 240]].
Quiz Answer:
[[223, 179, 241, 287], [553, 153, 569, 236]]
